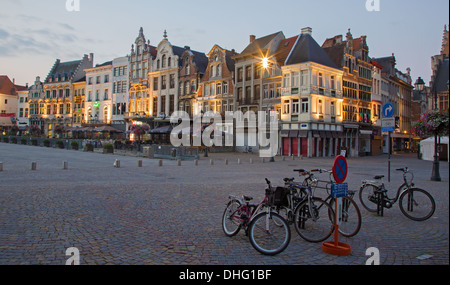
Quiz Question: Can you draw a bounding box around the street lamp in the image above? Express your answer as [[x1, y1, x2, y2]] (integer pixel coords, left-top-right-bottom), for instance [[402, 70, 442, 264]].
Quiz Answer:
[[261, 57, 275, 162], [430, 77, 441, 181]]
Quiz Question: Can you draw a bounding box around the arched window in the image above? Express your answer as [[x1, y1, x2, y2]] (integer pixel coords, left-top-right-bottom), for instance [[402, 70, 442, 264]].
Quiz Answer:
[[168, 57, 171, 67], [162, 55, 166, 68]]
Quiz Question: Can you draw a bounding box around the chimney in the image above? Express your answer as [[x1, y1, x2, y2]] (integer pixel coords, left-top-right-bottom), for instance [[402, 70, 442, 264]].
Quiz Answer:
[[301, 27, 312, 35], [250, 35, 256, 43], [89, 53, 94, 63]]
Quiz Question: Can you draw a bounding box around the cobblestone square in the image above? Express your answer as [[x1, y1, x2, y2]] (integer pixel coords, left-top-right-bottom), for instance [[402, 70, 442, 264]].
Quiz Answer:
[[0, 143, 448, 265]]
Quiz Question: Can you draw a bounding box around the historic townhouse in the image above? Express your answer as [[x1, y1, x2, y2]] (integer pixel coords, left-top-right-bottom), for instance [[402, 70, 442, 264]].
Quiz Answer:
[[371, 60, 384, 155], [372, 55, 413, 152], [71, 77, 86, 127], [280, 27, 344, 158], [196, 44, 236, 116], [84, 61, 113, 126], [16, 86, 29, 130], [232, 31, 285, 152], [322, 30, 374, 157], [111, 56, 129, 131], [0, 76, 20, 133], [178, 45, 208, 117], [148, 31, 207, 119], [42, 54, 94, 138], [429, 25, 449, 111], [127, 27, 156, 123], [27, 76, 45, 132]]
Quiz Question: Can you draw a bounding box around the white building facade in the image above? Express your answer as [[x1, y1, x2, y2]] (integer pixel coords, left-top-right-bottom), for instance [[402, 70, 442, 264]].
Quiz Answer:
[[84, 62, 113, 125]]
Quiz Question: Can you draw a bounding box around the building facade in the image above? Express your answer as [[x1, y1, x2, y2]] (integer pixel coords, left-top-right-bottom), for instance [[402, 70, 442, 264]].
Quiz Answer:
[[281, 28, 344, 158], [42, 54, 94, 137], [27, 76, 45, 133], [111, 56, 129, 131], [84, 61, 113, 126], [0, 76, 19, 133], [322, 30, 374, 157]]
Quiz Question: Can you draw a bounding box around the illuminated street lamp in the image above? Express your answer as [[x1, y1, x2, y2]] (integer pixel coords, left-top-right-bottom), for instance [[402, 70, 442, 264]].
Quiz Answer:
[[261, 57, 275, 162]]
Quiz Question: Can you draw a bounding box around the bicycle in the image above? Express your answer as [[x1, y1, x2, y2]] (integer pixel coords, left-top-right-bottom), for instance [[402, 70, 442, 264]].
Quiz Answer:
[[294, 168, 362, 238], [275, 177, 335, 243], [359, 167, 436, 221], [222, 178, 291, 256]]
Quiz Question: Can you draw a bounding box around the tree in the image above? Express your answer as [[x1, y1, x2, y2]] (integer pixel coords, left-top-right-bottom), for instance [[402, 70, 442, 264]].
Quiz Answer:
[[130, 125, 150, 142], [412, 109, 449, 138]]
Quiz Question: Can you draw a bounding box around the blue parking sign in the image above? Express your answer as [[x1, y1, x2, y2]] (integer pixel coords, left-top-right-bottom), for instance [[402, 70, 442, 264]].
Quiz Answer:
[[331, 183, 348, 198]]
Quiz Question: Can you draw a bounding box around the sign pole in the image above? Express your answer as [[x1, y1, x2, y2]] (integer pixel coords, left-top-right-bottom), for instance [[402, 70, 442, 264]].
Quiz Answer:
[[388, 131, 391, 183]]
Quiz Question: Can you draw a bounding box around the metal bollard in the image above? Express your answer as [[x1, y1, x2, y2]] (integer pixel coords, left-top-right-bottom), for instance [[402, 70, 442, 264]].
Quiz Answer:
[[210, 159, 214, 166], [114, 160, 121, 168], [194, 159, 198, 166], [225, 159, 228, 165], [159, 160, 163, 167], [31, 162, 37, 171], [249, 158, 253, 164], [178, 159, 182, 166], [63, 161, 68, 170], [138, 160, 143, 167], [237, 158, 241, 165], [0, 162, 3, 172]]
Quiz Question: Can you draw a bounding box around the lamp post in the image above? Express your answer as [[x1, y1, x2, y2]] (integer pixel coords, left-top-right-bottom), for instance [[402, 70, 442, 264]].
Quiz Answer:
[[430, 78, 443, 181], [261, 57, 275, 162]]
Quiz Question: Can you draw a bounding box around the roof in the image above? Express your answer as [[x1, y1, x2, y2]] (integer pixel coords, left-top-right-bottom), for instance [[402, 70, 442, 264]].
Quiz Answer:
[[240, 31, 283, 55], [285, 33, 338, 68], [0, 76, 17, 95], [45, 59, 82, 82], [371, 56, 396, 76], [172, 45, 209, 74], [274, 35, 298, 66], [434, 58, 449, 92]]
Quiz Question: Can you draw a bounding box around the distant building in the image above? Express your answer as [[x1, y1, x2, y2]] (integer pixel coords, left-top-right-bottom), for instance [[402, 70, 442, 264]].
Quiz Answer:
[[429, 25, 449, 111], [42, 54, 94, 137], [0, 76, 25, 133], [27, 76, 45, 133]]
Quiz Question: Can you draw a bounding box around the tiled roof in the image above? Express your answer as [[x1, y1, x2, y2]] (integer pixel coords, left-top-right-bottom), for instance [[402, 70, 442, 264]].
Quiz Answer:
[[240, 31, 283, 55], [172, 45, 208, 74], [0, 76, 16, 95], [275, 35, 298, 66], [285, 33, 338, 69]]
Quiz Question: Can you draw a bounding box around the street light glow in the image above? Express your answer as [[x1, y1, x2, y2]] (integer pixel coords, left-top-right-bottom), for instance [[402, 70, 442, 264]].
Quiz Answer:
[[262, 57, 269, 69]]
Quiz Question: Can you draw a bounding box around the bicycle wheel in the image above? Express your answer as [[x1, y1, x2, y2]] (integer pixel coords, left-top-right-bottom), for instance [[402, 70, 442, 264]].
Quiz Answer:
[[399, 188, 436, 221], [330, 196, 362, 237], [359, 184, 379, 213], [294, 198, 334, 243], [248, 212, 291, 256], [222, 200, 242, 237]]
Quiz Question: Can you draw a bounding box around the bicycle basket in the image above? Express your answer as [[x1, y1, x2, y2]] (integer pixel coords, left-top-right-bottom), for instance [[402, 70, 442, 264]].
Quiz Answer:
[[268, 187, 289, 207]]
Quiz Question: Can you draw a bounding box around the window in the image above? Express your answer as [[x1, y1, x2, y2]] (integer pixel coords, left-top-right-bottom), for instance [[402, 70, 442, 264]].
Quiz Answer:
[[331, 76, 335, 90], [301, 98, 309, 113], [245, 66, 252, 81], [301, 70, 308, 86], [153, 77, 159, 91], [237, 68, 243, 82], [162, 55, 166, 68], [223, 81, 228, 94], [216, 64, 221, 77], [59, 104, 63, 114], [216, 83, 222, 95], [283, 74, 290, 88], [292, 72, 299, 87], [331, 101, 335, 116], [96, 76, 101, 84], [66, 103, 71, 114], [318, 73, 324, 87], [104, 75, 109, 83], [283, 100, 290, 114], [161, 75, 167, 90], [104, 89, 109, 100], [292, 99, 299, 114], [318, 99, 323, 114], [170, 74, 175, 89], [59, 90, 63, 98]]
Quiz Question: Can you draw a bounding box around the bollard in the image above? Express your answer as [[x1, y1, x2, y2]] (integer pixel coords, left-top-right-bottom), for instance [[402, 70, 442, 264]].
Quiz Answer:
[[63, 161, 68, 170], [194, 159, 198, 166], [283, 157, 286, 161], [262, 158, 265, 163], [138, 160, 143, 167], [0, 162, 3, 172], [159, 160, 163, 167], [178, 159, 182, 166], [237, 158, 241, 165], [31, 162, 37, 171], [114, 159, 121, 168], [210, 159, 214, 166], [225, 159, 228, 165], [249, 158, 253, 164]]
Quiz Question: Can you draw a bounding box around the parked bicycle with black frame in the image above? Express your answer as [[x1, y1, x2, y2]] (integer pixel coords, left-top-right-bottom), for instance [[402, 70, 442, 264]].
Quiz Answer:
[[359, 167, 435, 221]]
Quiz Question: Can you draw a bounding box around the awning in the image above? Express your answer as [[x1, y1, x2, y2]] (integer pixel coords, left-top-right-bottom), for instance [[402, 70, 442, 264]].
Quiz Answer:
[[289, 130, 299, 138], [280, 130, 290, 138], [298, 131, 308, 138], [150, 125, 173, 134], [94, 126, 124, 133]]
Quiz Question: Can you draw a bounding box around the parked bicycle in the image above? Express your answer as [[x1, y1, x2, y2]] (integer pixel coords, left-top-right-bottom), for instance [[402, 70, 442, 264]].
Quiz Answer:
[[295, 168, 362, 238], [359, 167, 436, 221], [277, 177, 335, 243], [222, 178, 291, 255]]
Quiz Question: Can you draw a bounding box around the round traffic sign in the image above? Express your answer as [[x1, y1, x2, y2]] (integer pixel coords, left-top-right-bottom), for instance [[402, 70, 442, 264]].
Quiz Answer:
[[332, 155, 348, 184]]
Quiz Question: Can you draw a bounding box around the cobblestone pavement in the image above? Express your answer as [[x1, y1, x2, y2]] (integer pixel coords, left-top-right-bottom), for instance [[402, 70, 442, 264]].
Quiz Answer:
[[0, 143, 448, 265]]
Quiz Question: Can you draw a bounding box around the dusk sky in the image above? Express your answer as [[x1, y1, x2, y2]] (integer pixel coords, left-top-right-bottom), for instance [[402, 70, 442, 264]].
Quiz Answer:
[[0, 0, 448, 86]]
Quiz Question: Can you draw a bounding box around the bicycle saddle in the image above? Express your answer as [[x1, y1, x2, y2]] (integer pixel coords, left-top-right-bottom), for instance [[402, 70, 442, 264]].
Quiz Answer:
[[293, 169, 305, 172], [374, 175, 384, 180], [284, 178, 295, 182], [243, 196, 253, 201]]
